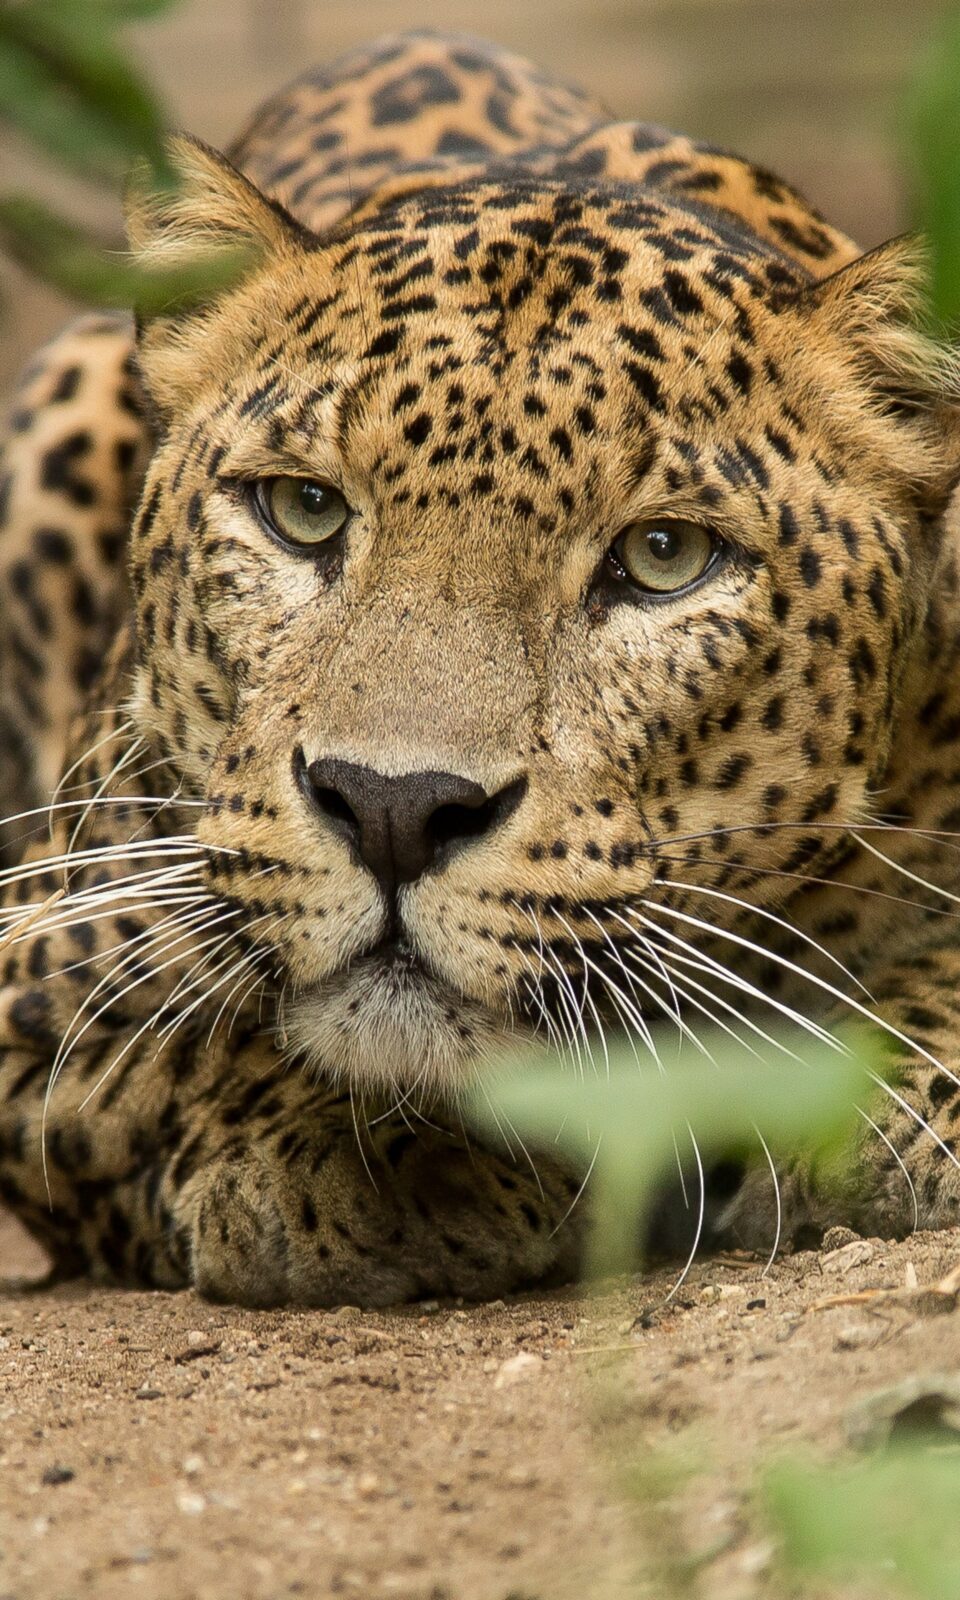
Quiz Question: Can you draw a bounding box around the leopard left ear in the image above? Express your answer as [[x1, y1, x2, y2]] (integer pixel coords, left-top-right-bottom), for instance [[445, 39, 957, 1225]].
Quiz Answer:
[[786, 237, 960, 511], [125, 132, 302, 276], [125, 134, 306, 418]]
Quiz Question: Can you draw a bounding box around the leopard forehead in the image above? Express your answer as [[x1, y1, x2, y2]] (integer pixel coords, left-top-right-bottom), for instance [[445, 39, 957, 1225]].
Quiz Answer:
[[140, 180, 926, 596], [135, 179, 932, 693]]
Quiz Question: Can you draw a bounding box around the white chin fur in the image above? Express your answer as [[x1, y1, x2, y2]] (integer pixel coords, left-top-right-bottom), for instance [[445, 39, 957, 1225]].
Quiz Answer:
[[283, 956, 516, 1098]]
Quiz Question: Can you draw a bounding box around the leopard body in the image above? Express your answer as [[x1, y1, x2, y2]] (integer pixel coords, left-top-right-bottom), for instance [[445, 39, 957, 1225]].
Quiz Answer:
[[2, 32, 960, 1305]]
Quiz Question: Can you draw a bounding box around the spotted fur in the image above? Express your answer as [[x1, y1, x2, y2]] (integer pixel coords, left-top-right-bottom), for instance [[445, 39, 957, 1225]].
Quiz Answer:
[[2, 32, 960, 1305]]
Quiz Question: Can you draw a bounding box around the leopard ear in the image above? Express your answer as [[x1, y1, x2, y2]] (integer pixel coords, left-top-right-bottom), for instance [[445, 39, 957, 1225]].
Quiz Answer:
[[125, 135, 304, 416], [787, 237, 960, 509]]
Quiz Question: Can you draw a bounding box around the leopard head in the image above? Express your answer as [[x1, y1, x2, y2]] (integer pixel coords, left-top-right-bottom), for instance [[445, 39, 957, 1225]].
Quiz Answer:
[[125, 137, 960, 1096]]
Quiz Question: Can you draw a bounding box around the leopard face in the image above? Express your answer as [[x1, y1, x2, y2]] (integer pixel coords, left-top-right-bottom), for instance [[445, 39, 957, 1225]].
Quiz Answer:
[[125, 140, 960, 1097]]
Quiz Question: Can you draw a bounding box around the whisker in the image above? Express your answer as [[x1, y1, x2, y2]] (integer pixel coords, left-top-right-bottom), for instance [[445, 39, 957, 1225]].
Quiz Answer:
[[629, 911, 842, 1055], [857, 1108, 919, 1232], [44, 896, 215, 979], [580, 908, 662, 1067], [50, 717, 138, 815], [205, 949, 267, 1046], [865, 1067, 960, 1173], [547, 1133, 601, 1240], [660, 817, 960, 850], [662, 1122, 706, 1304], [653, 850, 960, 923], [659, 876, 872, 998], [552, 912, 612, 1077], [852, 830, 960, 909], [642, 897, 960, 1092], [65, 734, 147, 856], [751, 1125, 782, 1276]]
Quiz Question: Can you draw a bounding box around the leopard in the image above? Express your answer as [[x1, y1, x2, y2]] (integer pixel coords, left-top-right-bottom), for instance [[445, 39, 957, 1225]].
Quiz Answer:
[[2, 29, 960, 1307]]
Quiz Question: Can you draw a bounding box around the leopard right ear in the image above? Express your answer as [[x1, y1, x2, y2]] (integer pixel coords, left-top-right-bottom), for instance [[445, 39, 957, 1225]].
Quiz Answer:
[[125, 135, 305, 416]]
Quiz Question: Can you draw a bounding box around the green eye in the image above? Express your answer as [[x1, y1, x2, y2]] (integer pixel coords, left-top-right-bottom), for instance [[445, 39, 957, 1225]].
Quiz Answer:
[[258, 477, 350, 548], [612, 520, 718, 594]]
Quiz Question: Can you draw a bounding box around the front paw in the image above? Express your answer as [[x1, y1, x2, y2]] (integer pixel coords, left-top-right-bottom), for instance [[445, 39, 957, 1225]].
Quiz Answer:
[[180, 1128, 585, 1308], [716, 1163, 827, 1255], [186, 1153, 295, 1307], [716, 1139, 946, 1254]]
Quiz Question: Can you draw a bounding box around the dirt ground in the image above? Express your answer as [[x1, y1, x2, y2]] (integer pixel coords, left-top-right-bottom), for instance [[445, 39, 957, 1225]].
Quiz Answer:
[[3, 1211, 960, 1600]]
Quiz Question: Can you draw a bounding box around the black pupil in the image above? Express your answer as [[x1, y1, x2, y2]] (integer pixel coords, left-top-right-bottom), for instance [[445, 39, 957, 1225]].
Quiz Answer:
[[300, 482, 329, 516], [648, 527, 682, 562]]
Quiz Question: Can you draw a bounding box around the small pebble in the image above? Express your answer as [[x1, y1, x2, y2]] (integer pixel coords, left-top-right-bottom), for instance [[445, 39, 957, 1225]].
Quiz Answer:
[[494, 1352, 540, 1388], [40, 1464, 74, 1487], [823, 1240, 875, 1273], [834, 1322, 877, 1352]]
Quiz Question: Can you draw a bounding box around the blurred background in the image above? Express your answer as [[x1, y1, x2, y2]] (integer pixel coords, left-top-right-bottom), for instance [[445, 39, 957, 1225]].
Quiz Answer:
[[0, 0, 950, 394]]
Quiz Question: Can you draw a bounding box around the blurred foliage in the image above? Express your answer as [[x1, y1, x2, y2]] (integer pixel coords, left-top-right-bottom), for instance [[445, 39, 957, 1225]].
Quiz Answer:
[[471, 1030, 960, 1598], [0, 0, 245, 310], [765, 1445, 960, 1598], [908, 5, 960, 327], [470, 1029, 868, 1279]]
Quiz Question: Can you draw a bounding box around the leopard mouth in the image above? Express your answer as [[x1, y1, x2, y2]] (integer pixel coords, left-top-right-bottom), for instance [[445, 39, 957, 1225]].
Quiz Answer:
[[280, 933, 515, 1097]]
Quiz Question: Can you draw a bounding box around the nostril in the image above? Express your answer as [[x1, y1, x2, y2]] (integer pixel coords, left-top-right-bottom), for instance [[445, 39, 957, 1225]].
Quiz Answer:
[[294, 746, 362, 842], [428, 800, 492, 850], [427, 775, 528, 855], [310, 784, 358, 831]]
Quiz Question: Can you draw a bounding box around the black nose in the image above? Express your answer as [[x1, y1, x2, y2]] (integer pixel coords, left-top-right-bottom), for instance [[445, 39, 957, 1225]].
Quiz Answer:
[[296, 751, 527, 895]]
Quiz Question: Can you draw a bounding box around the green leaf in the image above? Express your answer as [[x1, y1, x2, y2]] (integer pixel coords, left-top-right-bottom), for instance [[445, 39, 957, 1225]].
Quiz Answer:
[[468, 1028, 871, 1279], [0, 194, 255, 314], [906, 8, 960, 327], [765, 1448, 960, 1597], [0, 2, 170, 177], [37, 0, 179, 16], [0, 32, 147, 180]]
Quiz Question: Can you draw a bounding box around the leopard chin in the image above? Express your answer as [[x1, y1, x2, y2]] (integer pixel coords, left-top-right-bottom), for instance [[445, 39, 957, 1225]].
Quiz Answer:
[[282, 947, 517, 1098]]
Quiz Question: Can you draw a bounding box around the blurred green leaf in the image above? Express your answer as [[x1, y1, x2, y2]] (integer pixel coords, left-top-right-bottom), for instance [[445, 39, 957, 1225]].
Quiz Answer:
[[0, 31, 150, 180], [0, 1, 170, 178], [907, 7, 960, 327], [765, 1447, 960, 1597], [39, 0, 179, 17], [0, 194, 255, 313], [469, 1029, 870, 1279]]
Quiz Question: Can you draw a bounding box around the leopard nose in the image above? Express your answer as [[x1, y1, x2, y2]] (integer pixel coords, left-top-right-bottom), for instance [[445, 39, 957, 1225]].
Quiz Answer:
[[296, 750, 527, 894]]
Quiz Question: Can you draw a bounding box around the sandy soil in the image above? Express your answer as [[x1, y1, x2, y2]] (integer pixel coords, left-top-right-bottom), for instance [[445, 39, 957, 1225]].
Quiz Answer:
[[3, 1210, 960, 1600]]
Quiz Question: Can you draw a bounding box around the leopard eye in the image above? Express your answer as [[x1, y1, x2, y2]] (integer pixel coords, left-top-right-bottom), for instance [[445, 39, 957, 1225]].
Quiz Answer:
[[610, 519, 719, 595], [257, 478, 350, 548]]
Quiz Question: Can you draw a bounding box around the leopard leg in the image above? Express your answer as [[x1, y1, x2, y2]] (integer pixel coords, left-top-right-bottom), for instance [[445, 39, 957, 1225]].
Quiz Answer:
[[0, 313, 147, 850], [1, 960, 585, 1303], [718, 941, 960, 1251]]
